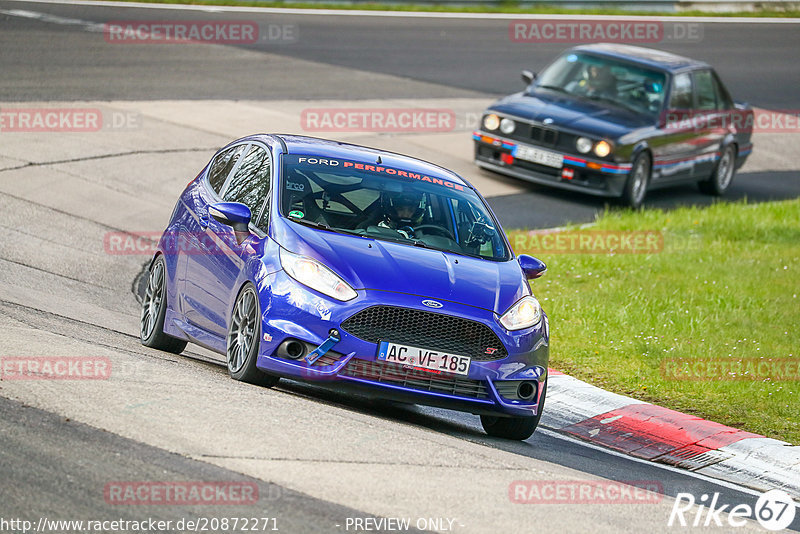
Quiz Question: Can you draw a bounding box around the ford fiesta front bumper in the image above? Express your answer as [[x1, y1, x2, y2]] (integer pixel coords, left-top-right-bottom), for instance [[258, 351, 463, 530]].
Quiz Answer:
[[254, 270, 549, 418], [474, 132, 632, 198]]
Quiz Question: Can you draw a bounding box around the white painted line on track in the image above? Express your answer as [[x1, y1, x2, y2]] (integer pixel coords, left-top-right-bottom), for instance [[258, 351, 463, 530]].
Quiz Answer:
[[537, 427, 767, 499], [2, 0, 800, 23], [0, 7, 104, 29]]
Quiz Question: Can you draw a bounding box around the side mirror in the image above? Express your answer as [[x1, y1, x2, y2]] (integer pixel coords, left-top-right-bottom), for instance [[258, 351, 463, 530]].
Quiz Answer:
[[209, 202, 251, 244], [518, 254, 546, 280], [521, 70, 536, 85]]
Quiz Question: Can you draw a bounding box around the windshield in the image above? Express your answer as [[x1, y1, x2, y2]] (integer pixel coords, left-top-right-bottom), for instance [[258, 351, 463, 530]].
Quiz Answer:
[[535, 52, 667, 116], [279, 154, 510, 261]]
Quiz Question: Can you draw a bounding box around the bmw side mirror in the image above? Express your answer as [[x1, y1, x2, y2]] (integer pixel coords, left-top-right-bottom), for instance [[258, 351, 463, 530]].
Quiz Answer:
[[518, 254, 546, 280], [209, 202, 251, 244], [521, 70, 537, 85]]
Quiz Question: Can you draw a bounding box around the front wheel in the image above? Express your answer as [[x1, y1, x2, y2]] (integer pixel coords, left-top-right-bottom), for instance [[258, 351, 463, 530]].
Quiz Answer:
[[227, 284, 280, 387], [621, 152, 651, 209], [140, 256, 187, 354], [481, 382, 547, 440], [698, 144, 736, 196]]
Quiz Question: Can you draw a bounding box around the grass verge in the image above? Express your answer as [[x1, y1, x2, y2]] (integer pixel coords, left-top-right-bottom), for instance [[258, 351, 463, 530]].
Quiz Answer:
[[514, 198, 799, 444]]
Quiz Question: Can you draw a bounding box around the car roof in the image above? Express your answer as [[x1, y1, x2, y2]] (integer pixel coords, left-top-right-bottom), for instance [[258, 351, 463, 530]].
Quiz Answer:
[[570, 43, 709, 72], [270, 134, 470, 187]]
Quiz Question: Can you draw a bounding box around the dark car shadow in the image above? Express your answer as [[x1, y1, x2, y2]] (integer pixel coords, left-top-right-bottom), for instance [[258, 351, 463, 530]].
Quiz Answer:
[[485, 170, 800, 230]]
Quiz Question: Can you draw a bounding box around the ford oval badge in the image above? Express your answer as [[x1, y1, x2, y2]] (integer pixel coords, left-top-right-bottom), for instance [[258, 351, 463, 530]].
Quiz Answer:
[[422, 300, 443, 309]]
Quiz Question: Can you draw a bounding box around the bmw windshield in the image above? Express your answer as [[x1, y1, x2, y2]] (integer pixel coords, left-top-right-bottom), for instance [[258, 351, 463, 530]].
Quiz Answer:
[[535, 52, 668, 116], [279, 154, 510, 261]]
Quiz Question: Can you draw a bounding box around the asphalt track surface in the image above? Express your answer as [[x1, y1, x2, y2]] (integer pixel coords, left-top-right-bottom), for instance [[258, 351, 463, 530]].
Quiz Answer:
[[1, 2, 799, 532]]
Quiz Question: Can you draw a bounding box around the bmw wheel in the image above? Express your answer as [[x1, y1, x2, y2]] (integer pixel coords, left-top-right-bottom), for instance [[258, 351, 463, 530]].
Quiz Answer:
[[481, 382, 547, 440], [621, 152, 651, 209], [140, 256, 187, 354], [227, 283, 280, 387], [699, 144, 736, 196]]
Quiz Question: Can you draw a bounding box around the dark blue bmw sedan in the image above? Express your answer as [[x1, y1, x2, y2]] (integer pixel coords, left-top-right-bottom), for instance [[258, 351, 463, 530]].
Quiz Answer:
[[141, 135, 550, 440], [474, 43, 753, 208]]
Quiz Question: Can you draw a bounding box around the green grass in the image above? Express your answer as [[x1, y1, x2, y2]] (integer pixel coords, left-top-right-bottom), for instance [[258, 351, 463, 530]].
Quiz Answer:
[[515, 199, 800, 444], [106, 0, 800, 18]]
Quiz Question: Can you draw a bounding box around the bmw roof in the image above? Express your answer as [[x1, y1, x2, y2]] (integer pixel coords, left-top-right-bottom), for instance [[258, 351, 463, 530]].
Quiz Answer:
[[570, 43, 709, 72]]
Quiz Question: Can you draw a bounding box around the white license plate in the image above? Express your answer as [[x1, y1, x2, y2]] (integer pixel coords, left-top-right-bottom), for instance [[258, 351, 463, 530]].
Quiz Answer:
[[377, 341, 471, 376], [514, 145, 564, 168]]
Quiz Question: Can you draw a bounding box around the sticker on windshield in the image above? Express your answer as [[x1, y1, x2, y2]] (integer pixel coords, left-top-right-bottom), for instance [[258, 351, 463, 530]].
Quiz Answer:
[[292, 156, 465, 191], [288, 210, 304, 219], [286, 182, 305, 191]]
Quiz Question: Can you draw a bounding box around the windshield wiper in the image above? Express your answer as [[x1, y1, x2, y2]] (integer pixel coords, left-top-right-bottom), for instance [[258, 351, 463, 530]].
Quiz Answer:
[[585, 94, 639, 114], [289, 217, 330, 230], [536, 84, 571, 95]]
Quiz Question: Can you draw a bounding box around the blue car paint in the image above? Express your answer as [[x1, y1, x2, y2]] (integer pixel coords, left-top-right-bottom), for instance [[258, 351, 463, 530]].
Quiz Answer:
[[154, 134, 549, 418]]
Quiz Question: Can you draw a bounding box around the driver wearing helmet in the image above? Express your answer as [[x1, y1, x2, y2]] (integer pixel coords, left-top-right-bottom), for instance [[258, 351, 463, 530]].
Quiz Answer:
[[377, 190, 424, 238]]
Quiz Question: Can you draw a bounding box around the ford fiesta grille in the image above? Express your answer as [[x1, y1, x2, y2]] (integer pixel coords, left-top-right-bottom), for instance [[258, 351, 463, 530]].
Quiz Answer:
[[340, 305, 507, 361], [340, 359, 489, 400]]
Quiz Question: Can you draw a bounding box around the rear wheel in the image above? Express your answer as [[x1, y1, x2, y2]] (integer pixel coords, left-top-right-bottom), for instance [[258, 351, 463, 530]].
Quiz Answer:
[[227, 284, 280, 387], [140, 256, 187, 354], [699, 144, 736, 196], [621, 152, 651, 209], [481, 382, 547, 440]]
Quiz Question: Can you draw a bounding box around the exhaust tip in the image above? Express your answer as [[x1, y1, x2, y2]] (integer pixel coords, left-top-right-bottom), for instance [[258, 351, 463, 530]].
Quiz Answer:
[[277, 339, 306, 360], [517, 381, 536, 401]]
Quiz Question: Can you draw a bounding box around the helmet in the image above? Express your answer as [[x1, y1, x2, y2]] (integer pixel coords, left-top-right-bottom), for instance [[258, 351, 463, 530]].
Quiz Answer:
[[383, 190, 424, 226]]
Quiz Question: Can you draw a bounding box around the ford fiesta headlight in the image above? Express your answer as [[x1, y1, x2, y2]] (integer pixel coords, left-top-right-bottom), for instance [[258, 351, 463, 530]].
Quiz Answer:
[[483, 114, 500, 131], [280, 249, 357, 301], [499, 296, 542, 331], [500, 118, 516, 134]]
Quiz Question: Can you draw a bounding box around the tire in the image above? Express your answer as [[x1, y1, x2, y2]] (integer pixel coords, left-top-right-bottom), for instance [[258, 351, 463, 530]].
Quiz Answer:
[[621, 152, 651, 209], [227, 283, 280, 387], [699, 144, 736, 196], [140, 256, 187, 354], [481, 382, 547, 440]]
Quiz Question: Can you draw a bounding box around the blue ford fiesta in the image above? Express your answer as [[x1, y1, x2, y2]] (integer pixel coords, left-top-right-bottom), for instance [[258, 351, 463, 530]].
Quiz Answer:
[[141, 135, 549, 440]]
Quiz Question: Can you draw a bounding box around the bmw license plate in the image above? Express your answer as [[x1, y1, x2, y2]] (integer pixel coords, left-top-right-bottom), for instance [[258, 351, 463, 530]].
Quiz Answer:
[[377, 341, 471, 376], [514, 145, 563, 168]]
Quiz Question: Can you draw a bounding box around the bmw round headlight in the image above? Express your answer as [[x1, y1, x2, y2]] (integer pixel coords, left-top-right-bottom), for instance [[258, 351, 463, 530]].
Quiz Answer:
[[594, 140, 612, 158], [499, 296, 542, 331], [499, 118, 516, 135], [483, 114, 500, 131], [576, 137, 593, 154]]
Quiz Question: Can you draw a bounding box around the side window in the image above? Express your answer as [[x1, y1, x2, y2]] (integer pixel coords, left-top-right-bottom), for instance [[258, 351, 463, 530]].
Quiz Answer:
[[694, 70, 718, 111], [207, 145, 245, 195], [222, 145, 271, 231], [668, 73, 693, 109], [712, 71, 733, 109]]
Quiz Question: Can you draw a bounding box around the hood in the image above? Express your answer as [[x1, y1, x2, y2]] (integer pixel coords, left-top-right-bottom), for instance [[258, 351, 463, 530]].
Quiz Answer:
[[272, 218, 527, 314], [489, 90, 654, 140]]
